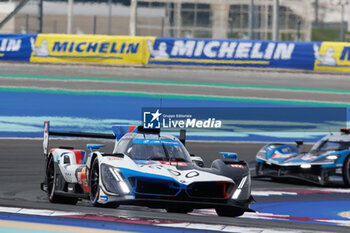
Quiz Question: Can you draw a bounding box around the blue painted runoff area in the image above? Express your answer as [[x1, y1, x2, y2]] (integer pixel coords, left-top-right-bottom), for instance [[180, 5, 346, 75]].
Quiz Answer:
[[0, 90, 293, 118], [0, 90, 348, 142], [252, 200, 350, 224]]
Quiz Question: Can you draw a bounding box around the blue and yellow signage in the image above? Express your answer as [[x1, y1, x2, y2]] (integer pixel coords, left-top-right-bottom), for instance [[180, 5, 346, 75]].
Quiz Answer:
[[146, 38, 315, 70], [314, 42, 350, 72], [29, 34, 152, 65], [0, 34, 35, 62], [1, 33, 350, 72]]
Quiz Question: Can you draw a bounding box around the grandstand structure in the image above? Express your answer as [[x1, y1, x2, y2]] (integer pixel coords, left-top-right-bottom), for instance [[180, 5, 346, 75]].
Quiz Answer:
[[131, 0, 313, 41]]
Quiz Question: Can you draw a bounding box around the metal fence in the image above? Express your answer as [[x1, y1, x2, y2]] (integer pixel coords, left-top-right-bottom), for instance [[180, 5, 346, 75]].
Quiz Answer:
[[131, 0, 311, 41]]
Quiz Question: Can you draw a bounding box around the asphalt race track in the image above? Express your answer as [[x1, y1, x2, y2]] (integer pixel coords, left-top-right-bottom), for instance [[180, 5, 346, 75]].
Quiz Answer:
[[1, 63, 350, 232], [1, 62, 350, 105], [0, 139, 349, 232]]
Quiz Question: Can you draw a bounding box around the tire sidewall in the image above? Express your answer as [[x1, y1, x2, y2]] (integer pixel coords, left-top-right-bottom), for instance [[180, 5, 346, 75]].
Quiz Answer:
[[166, 207, 193, 213], [46, 155, 78, 205], [89, 157, 100, 205], [343, 155, 350, 187], [46, 156, 56, 202], [215, 206, 245, 217]]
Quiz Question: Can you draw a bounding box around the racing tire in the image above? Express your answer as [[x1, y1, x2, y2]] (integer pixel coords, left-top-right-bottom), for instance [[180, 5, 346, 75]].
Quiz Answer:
[[342, 155, 350, 187], [46, 156, 78, 205], [215, 206, 245, 217], [89, 157, 119, 208], [165, 207, 193, 214]]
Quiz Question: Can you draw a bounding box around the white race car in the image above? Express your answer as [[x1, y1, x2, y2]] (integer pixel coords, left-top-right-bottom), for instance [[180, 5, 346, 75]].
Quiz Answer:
[[41, 122, 253, 217]]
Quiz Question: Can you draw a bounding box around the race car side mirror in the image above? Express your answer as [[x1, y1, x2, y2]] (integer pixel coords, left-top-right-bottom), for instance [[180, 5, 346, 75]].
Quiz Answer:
[[87, 144, 105, 153], [295, 140, 304, 148], [192, 157, 204, 167], [190, 154, 204, 167]]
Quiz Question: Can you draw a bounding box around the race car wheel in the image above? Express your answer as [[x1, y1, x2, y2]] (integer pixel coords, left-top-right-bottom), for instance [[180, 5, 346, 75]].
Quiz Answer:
[[89, 157, 100, 206], [215, 206, 245, 217], [89, 157, 119, 208], [165, 207, 193, 214], [342, 155, 350, 187], [46, 156, 78, 205]]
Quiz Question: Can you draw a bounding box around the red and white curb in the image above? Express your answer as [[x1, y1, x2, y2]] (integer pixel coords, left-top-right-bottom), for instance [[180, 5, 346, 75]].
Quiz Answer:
[[252, 188, 350, 197], [0, 206, 316, 233], [191, 209, 350, 227], [252, 191, 298, 196], [155, 222, 305, 233], [0, 206, 82, 216]]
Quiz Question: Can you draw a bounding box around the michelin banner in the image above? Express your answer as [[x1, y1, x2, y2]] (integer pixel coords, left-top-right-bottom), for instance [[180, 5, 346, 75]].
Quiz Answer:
[[0, 34, 35, 62], [314, 42, 350, 72], [30, 34, 151, 65], [1, 33, 350, 72], [146, 38, 316, 70]]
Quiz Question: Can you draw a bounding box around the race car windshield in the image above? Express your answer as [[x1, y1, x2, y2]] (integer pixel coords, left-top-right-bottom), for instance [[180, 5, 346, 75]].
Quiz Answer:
[[311, 140, 350, 152], [118, 138, 191, 162]]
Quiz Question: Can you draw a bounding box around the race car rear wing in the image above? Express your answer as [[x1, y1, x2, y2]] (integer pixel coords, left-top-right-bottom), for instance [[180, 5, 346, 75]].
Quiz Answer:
[[43, 121, 187, 155], [43, 121, 115, 156], [111, 125, 186, 145]]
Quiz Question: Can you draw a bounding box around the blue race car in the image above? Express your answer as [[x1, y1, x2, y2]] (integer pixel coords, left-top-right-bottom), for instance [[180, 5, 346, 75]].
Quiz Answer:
[[255, 128, 350, 186]]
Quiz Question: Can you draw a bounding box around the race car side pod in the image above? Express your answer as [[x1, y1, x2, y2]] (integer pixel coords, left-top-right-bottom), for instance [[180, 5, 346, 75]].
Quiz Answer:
[[43, 121, 115, 156], [180, 129, 186, 146]]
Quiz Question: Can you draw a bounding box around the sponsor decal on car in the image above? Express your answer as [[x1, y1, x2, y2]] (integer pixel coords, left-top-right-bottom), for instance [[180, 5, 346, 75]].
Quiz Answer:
[[107, 157, 123, 161], [99, 195, 109, 202], [77, 167, 89, 193], [272, 151, 293, 159], [160, 161, 188, 166], [301, 154, 318, 161]]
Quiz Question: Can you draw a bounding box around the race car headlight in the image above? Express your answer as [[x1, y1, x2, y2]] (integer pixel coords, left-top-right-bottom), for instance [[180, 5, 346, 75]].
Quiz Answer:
[[300, 164, 311, 169], [257, 149, 267, 160], [326, 155, 339, 160], [314, 154, 341, 164], [232, 175, 250, 200], [101, 164, 130, 195]]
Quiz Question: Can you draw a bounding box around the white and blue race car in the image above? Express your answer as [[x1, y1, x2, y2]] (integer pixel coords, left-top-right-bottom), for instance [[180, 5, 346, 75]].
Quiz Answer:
[[255, 128, 350, 186], [41, 122, 253, 217]]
